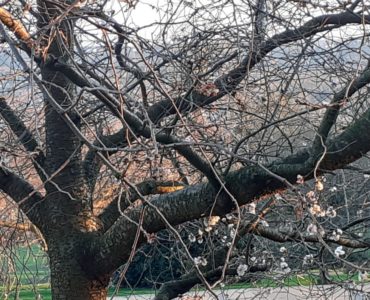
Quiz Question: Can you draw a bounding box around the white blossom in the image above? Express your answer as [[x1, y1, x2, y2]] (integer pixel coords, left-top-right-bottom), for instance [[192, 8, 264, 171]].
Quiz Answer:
[[194, 256, 207, 266], [335, 246, 345, 257], [358, 271, 368, 282], [279, 247, 287, 253], [221, 235, 228, 243], [205, 226, 212, 232], [247, 203, 256, 214], [329, 229, 342, 241], [303, 254, 314, 265], [237, 264, 248, 276], [307, 224, 318, 235], [329, 186, 337, 192], [188, 233, 196, 243], [280, 258, 291, 273], [296, 174, 304, 184], [326, 206, 337, 218]]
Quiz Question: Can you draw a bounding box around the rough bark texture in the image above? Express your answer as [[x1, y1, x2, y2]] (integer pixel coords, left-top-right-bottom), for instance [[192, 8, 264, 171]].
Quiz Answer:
[[1, 4, 370, 300], [49, 253, 109, 300]]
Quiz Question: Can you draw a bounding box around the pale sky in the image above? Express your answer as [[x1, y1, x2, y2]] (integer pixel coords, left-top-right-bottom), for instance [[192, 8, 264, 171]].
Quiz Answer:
[[108, 0, 366, 41], [111, 0, 167, 38]]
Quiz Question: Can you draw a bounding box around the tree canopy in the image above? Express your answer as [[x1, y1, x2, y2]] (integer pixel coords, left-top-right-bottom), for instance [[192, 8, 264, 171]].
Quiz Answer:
[[1, 0, 370, 299]]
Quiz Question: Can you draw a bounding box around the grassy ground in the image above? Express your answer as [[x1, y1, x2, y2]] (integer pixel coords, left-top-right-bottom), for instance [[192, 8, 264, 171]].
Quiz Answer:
[[1, 272, 363, 300], [3, 286, 153, 300], [1, 245, 366, 299], [2, 244, 50, 286]]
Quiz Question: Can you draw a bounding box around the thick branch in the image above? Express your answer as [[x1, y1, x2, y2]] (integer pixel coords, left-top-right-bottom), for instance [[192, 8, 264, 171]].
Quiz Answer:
[[48, 58, 220, 186], [87, 102, 370, 275], [0, 166, 43, 225], [0, 7, 34, 50], [153, 223, 367, 300], [98, 180, 185, 231], [0, 98, 39, 152], [153, 267, 269, 300], [82, 11, 370, 189], [0, 97, 46, 180]]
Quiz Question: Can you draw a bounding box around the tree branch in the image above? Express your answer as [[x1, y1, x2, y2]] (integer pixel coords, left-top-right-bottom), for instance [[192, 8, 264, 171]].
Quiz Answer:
[[87, 102, 370, 275], [312, 66, 370, 152], [0, 7, 34, 50], [82, 11, 370, 190], [153, 223, 368, 300], [0, 97, 46, 181], [153, 267, 266, 300], [254, 224, 370, 248], [98, 180, 185, 231], [0, 166, 43, 225], [48, 58, 221, 187]]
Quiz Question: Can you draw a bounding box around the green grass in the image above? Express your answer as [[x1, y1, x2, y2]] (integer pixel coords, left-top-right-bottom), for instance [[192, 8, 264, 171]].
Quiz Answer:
[[1, 272, 364, 300], [226, 271, 362, 290], [1, 285, 153, 300], [2, 246, 367, 299], [8, 244, 50, 285], [1, 284, 51, 300]]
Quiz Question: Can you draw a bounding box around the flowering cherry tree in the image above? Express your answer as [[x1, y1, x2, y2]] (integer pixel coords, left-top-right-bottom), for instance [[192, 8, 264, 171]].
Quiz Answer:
[[1, 0, 370, 299]]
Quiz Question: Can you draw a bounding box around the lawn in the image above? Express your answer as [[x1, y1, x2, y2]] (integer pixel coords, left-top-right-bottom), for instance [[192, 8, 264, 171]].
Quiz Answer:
[[1, 272, 363, 300], [1, 245, 366, 299], [3, 286, 153, 300]]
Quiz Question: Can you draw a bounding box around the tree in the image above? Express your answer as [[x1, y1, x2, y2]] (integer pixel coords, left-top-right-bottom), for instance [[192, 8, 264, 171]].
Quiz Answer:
[[1, 0, 370, 299]]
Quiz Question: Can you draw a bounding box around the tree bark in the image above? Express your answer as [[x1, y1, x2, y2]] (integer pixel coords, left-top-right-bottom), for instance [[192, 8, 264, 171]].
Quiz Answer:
[[49, 260, 109, 300], [48, 242, 110, 300]]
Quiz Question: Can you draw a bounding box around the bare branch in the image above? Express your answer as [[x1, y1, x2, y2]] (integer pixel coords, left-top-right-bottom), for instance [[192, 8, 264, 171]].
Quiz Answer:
[[82, 11, 370, 191], [0, 7, 34, 50], [87, 105, 370, 275], [0, 166, 43, 225], [0, 97, 46, 180], [98, 180, 185, 231]]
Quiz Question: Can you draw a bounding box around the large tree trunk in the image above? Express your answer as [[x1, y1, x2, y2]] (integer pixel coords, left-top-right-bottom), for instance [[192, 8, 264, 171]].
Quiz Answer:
[[45, 215, 111, 300], [49, 250, 110, 300]]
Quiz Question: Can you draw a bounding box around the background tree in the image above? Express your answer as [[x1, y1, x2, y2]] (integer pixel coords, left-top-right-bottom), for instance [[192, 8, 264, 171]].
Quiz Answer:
[[1, 0, 370, 299]]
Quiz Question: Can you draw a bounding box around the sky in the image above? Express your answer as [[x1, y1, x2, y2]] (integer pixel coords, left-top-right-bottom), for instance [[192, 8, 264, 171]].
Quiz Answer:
[[111, 0, 167, 38]]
